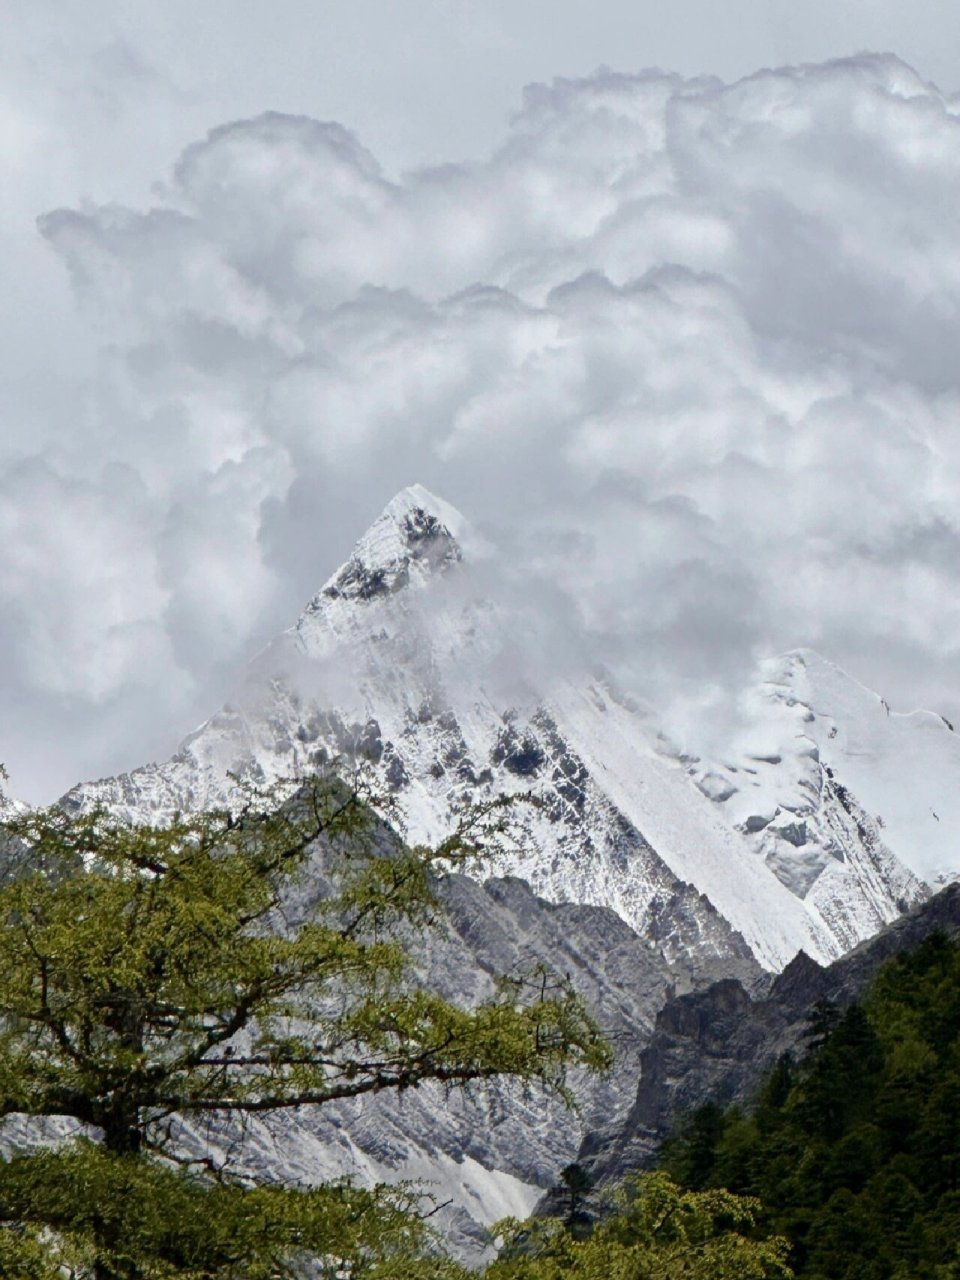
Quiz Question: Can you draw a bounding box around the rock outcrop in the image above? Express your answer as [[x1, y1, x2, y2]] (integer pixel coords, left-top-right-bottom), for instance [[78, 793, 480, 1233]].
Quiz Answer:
[[572, 882, 960, 1194]]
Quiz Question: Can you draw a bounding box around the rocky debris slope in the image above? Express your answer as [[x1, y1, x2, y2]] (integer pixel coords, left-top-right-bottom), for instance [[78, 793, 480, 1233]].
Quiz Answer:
[[239, 853, 758, 1261], [572, 881, 960, 1195]]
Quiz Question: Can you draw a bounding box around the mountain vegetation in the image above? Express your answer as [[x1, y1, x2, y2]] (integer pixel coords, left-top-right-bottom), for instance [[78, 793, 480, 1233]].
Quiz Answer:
[[484, 1172, 791, 1279], [662, 930, 960, 1279]]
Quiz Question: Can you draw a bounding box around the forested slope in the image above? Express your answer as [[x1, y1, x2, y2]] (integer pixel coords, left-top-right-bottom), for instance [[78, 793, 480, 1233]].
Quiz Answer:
[[663, 931, 960, 1278]]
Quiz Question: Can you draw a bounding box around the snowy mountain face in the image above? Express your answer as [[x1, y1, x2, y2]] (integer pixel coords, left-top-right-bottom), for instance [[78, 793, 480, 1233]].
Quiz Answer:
[[0, 786, 26, 822], [685, 651, 938, 954], [68, 485, 938, 972]]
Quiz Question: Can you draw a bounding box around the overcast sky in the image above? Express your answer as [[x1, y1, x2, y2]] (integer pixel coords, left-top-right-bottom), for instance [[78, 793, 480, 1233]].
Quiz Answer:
[[4, 1, 960, 802]]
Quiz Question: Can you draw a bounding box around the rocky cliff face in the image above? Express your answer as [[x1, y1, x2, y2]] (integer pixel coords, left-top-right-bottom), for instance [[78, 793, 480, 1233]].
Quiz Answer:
[[281, 860, 758, 1260], [573, 882, 960, 1195]]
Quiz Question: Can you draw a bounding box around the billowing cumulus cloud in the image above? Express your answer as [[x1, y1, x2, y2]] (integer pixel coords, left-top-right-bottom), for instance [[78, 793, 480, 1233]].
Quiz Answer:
[[5, 54, 960, 800]]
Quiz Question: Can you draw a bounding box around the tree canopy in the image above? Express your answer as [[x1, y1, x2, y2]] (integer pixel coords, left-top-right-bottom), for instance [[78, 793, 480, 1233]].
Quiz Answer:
[[0, 776, 608, 1278], [486, 1171, 791, 1280]]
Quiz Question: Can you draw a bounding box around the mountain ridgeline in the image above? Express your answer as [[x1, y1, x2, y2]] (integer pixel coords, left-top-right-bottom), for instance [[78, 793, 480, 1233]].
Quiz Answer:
[[570, 881, 960, 1192]]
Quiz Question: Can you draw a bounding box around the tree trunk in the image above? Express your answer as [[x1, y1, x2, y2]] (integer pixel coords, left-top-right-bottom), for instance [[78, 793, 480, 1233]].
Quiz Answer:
[[93, 1096, 143, 1279]]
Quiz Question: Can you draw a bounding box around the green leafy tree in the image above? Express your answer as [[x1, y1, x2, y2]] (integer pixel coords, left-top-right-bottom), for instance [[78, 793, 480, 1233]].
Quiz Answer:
[[487, 1171, 792, 1279], [0, 776, 610, 1278]]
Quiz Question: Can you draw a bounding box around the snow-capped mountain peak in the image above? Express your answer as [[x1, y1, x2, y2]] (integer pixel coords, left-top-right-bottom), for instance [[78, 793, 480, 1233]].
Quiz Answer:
[[290, 485, 477, 668], [304, 484, 465, 612], [67, 486, 949, 975], [762, 649, 960, 887]]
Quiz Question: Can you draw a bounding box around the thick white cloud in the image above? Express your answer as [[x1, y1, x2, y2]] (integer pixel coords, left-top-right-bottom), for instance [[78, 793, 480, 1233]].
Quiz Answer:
[[5, 53, 960, 799]]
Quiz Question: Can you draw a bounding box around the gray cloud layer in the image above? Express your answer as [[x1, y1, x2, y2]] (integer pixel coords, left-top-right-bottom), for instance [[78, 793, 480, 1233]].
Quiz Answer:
[[5, 54, 960, 799]]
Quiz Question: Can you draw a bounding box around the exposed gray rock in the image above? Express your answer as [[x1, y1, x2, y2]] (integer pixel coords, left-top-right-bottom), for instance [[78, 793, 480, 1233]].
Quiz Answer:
[[570, 882, 960, 1196], [240, 821, 761, 1263]]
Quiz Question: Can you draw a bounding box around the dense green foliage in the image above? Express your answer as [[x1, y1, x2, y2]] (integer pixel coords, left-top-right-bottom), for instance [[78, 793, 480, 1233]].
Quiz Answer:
[[486, 1171, 791, 1279], [0, 778, 608, 1278], [0, 1141, 466, 1278], [663, 932, 960, 1279]]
